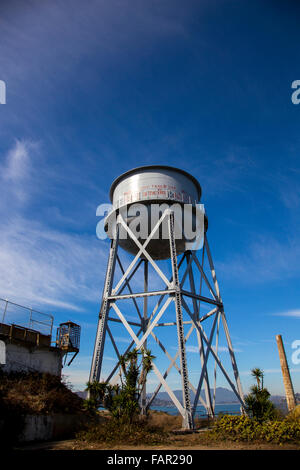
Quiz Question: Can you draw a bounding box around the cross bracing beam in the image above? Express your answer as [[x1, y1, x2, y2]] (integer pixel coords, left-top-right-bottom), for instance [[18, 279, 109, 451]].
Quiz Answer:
[[187, 252, 213, 416], [107, 316, 142, 327], [105, 327, 143, 383], [148, 327, 208, 411], [111, 297, 173, 352], [181, 290, 223, 307], [113, 212, 172, 293], [155, 321, 193, 327], [199, 307, 218, 323], [191, 251, 218, 301], [181, 297, 245, 409], [89, 208, 245, 429], [116, 255, 143, 320], [108, 289, 175, 300]]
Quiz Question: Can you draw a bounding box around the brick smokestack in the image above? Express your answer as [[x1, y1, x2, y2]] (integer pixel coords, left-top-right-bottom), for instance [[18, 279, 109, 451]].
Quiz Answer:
[[276, 334, 296, 412]]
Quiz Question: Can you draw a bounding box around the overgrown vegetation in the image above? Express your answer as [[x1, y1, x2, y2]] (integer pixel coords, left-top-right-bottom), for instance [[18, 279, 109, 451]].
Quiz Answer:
[[77, 418, 170, 446], [286, 405, 300, 422], [85, 348, 154, 423], [207, 368, 300, 445], [0, 369, 85, 445], [78, 363, 300, 448], [78, 348, 173, 445], [244, 368, 278, 422], [209, 414, 300, 444], [0, 370, 84, 415]]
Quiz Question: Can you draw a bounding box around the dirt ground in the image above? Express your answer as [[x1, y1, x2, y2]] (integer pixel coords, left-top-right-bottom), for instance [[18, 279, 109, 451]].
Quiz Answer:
[[13, 412, 300, 451], [15, 435, 300, 451]]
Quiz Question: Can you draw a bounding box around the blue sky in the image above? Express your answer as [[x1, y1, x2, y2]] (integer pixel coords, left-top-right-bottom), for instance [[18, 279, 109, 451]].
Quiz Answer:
[[0, 0, 300, 396]]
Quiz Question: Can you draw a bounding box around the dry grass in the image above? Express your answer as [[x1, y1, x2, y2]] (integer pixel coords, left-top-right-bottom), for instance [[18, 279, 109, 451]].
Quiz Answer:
[[146, 410, 182, 431], [0, 370, 84, 415], [286, 405, 300, 422], [0, 370, 87, 445], [147, 410, 212, 431], [75, 410, 215, 449], [13, 410, 300, 450], [76, 416, 170, 447]]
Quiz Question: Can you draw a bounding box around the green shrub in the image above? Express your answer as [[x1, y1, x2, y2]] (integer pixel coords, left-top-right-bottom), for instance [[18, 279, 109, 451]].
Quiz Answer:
[[244, 386, 278, 422], [85, 348, 155, 424], [243, 367, 279, 422], [286, 405, 300, 422], [209, 414, 300, 444]]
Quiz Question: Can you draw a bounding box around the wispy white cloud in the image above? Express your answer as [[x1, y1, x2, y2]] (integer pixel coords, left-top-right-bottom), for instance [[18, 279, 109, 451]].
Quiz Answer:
[[62, 369, 89, 389], [0, 139, 111, 313], [0, 139, 182, 317], [185, 345, 199, 353], [271, 309, 300, 319], [113, 336, 132, 344], [0, 139, 38, 204], [0, 0, 192, 95], [186, 344, 242, 353], [217, 235, 300, 284], [0, 216, 107, 312], [194, 148, 258, 197], [214, 345, 242, 353], [3, 140, 30, 182], [240, 368, 300, 376]]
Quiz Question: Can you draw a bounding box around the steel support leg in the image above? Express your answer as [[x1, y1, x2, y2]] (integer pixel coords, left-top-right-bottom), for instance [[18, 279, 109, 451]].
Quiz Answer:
[[168, 211, 194, 430], [89, 226, 119, 384], [141, 259, 148, 415]]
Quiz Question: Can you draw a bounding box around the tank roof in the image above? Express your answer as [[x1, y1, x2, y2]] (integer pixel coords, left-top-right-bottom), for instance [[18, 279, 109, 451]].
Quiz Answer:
[[109, 165, 202, 202]]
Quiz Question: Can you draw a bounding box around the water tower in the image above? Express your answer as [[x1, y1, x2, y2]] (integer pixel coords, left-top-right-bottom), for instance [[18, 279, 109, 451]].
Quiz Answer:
[[89, 166, 245, 429]]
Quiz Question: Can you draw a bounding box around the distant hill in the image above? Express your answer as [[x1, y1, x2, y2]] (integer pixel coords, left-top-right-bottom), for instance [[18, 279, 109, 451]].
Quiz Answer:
[[75, 387, 238, 403], [146, 387, 240, 405], [75, 387, 287, 407], [76, 390, 88, 399]]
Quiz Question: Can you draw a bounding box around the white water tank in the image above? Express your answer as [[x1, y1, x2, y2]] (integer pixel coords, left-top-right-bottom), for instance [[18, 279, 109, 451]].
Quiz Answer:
[[105, 165, 206, 259]]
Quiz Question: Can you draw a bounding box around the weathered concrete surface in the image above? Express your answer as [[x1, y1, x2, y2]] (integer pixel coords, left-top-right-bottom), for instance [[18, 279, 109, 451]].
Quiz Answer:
[[18, 414, 91, 442], [19, 415, 53, 442], [2, 342, 63, 376]]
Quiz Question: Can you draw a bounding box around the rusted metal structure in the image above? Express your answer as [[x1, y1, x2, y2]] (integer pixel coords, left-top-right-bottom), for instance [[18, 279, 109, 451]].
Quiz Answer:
[[56, 321, 81, 366]]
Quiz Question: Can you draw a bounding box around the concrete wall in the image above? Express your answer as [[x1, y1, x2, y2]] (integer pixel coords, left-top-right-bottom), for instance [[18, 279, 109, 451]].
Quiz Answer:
[[2, 342, 63, 376], [18, 414, 92, 442]]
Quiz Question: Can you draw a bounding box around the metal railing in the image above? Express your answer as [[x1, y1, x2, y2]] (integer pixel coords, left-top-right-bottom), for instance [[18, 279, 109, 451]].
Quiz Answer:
[[0, 297, 54, 337]]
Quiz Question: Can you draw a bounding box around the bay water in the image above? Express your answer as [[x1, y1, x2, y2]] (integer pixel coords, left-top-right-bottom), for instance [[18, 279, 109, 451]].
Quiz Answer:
[[151, 403, 242, 417]]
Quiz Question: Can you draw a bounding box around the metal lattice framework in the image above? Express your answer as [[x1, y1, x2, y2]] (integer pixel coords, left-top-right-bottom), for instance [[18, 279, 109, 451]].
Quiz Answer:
[[89, 209, 245, 429]]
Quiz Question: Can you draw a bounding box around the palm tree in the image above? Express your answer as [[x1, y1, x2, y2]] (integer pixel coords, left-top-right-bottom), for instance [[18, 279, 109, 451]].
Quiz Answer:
[[244, 384, 277, 422], [86, 380, 107, 401], [112, 384, 120, 395], [124, 349, 139, 390], [85, 348, 155, 422], [84, 380, 108, 411], [251, 368, 264, 390], [138, 348, 155, 396]]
